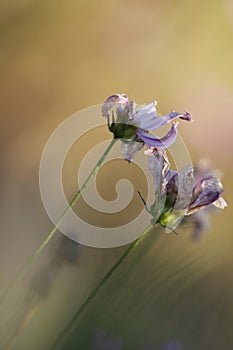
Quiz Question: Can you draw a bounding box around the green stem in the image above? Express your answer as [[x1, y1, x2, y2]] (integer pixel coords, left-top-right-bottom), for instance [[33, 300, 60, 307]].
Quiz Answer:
[[0, 138, 117, 303], [50, 222, 154, 350]]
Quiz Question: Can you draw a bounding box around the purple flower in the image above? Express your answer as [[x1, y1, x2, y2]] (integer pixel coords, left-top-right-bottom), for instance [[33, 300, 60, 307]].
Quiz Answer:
[[187, 176, 226, 214], [143, 151, 227, 232], [102, 94, 192, 162], [182, 160, 227, 240]]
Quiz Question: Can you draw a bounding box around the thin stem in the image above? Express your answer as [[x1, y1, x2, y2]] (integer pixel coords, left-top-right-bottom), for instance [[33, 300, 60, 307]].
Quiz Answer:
[[0, 138, 117, 303], [50, 222, 154, 350]]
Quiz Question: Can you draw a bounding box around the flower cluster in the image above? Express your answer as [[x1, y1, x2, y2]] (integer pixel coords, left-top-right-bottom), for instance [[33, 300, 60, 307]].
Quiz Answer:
[[102, 94, 227, 237]]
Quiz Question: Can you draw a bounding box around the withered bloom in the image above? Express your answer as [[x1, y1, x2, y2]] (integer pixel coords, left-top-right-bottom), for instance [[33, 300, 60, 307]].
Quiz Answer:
[[102, 94, 192, 162], [141, 151, 227, 232], [183, 160, 227, 240]]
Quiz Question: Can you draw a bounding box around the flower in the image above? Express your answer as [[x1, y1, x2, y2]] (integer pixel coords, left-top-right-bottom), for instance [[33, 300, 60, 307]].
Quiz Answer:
[[102, 94, 192, 162], [142, 151, 227, 232], [182, 159, 227, 240]]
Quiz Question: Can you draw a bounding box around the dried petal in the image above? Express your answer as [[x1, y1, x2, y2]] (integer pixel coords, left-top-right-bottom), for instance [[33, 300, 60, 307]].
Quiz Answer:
[[159, 165, 195, 230], [147, 150, 170, 221], [148, 150, 170, 192], [212, 196, 227, 209], [174, 165, 194, 210], [120, 140, 144, 162], [101, 94, 128, 118]]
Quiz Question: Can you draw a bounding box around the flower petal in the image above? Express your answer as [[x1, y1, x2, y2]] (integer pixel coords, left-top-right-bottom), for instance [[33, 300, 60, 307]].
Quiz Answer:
[[188, 176, 224, 214], [101, 93, 128, 118], [212, 196, 228, 209], [148, 149, 170, 191], [147, 150, 170, 221], [121, 140, 144, 162], [174, 165, 194, 210], [157, 165, 194, 231], [132, 102, 158, 129], [133, 108, 192, 131], [137, 122, 179, 148]]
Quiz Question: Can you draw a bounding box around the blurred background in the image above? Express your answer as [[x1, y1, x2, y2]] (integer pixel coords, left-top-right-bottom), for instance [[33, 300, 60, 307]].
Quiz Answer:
[[0, 0, 233, 349]]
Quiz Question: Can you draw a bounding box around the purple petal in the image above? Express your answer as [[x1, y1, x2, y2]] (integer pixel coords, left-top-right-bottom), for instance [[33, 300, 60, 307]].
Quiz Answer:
[[188, 176, 224, 213], [133, 108, 192, 131], [177, 109, 192, 121], [165, 170, 178, 193], [137, 122, 179, 148], [165, 166, 194, 207], [132, 102, 158, 129]]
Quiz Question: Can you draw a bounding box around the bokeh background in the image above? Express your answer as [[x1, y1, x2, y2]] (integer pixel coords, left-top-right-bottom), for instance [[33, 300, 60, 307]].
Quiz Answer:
[[1, 0, 233, 349]]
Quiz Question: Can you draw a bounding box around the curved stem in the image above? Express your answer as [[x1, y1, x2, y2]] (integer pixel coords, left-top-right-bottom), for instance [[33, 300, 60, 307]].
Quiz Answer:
[[0, 138, 117, 303], [50, 222, 154, 350]]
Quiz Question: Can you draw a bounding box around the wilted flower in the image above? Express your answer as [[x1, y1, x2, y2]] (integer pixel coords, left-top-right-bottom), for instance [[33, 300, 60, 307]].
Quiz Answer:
[[141, 150, 227, 232], [182, 159, 227, 240], [102, 94, 192, 162]]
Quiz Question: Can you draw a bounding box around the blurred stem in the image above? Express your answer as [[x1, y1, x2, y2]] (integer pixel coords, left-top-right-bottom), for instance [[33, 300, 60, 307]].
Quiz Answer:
[[50, 222, 154, 350], [0, 138, 117, 303]]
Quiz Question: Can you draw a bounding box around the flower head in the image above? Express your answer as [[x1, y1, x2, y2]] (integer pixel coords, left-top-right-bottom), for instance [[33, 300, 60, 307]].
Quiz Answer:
[[142, 151, 227, 232], [183, 159, 227, 240], [102, 94, 192, 162]]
